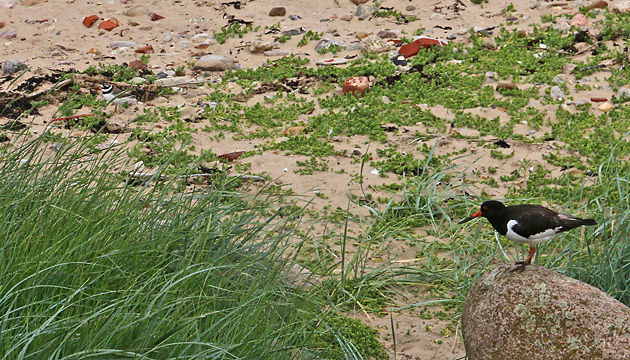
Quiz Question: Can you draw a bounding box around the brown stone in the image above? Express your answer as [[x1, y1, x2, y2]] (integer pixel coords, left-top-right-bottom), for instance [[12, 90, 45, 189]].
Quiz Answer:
[[128, 60, 147, 70], [21, 0, 44, 6], [268, 7, 286, 17], [281, 126, 305, 135], [134, 45, 154, 54], [103, 122, 125, 134], [569, 14, 588, 26], [377, 30, 397, 39], [350, 0, 369, 4], [149, 12, 164, 21], [584, 0, 608, 10], [342, 76, 369, 96], [462, 264, 630, 360], [398, 37, 447, 58], [218, 151, 244, 162], [496, 82, 518, 90], [98, 19, 119, 31], [83, 15, 99, 28], [340, 14, 353, 21], [590, 97, 607, 102]]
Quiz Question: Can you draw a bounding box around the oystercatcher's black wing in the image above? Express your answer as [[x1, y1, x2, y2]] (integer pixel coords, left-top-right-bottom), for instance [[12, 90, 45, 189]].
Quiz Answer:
[[507, 205, 595, 239]]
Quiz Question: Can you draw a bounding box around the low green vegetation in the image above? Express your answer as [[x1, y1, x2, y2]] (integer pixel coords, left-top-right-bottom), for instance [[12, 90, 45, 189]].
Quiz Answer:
[[0, 136, 387, 359]]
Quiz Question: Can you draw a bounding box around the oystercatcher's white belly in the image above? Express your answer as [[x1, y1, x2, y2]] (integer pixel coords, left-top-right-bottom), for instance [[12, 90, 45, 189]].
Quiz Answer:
[[505, 220, 561, 245]]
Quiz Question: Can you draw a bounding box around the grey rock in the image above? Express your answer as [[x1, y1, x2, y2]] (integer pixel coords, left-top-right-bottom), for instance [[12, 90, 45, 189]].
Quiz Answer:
[[0, 29, 17, 39], [264, 50, 290, 57], [481, 37, 497, 50], [447, 33, 458, 40], [552, 74, 567, 85], [405, 5, 416, 11], [0, 0, 17, 8], [193, 55, 239, 71], [179, 40, 192, 48], [109, 41, 136, 49], [550, 86, 564, 100], [288, 14, 301, 20], [315, 38, 345, 52], [2, 60, 27, 75], [129, 76, 147, 85], [155, 76, 197, 87], [283, 27, 306, 36], [123, 5, 151, 16], [552, 22, 571, 32], [613, 1, 630, 13], [462, 264, 630, 360], [377, 30, 397, 39], [484, 71, 499, 85], [346, 42, 365, 51], [163, 34, 173, 42], [617, 87, 630, 99], [156, 71, 168, 79], [563, 63, 577, 75], [192, 33, 210, 41], [362, 39, 391, 54], [356, 4, 377, 20], [249, 39, 278, 53]]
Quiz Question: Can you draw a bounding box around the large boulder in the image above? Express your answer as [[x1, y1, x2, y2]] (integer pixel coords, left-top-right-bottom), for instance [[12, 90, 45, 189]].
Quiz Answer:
[[462, 264, 630, 360]]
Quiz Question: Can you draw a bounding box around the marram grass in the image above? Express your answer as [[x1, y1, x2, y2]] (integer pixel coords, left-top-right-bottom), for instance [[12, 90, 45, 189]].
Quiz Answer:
[[0, 135, 374, 360]]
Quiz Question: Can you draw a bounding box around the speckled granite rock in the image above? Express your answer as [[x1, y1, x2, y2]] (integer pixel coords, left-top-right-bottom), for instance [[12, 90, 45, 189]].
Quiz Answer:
[[462, 264, 630, 360]]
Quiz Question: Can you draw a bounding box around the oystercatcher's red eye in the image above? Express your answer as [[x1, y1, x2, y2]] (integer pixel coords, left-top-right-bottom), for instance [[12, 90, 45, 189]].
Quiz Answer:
[[482, 206, 487, 210]]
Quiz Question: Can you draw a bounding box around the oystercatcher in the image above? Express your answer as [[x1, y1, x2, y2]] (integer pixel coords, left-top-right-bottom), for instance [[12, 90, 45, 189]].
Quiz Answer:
[[459, 200, 596, 271]]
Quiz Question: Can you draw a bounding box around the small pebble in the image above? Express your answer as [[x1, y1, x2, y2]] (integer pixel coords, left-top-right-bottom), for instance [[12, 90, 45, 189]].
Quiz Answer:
[[552, 74, 567, 85], [569, 14, 588, 26], [264, 50, 289, 57], [109, 41, 136, 49], [550, 86, 564, 100], [269, 7, 286, 17], [598, 102, 613, 111], [377, 30, 397, 39], [496, 82, 518, 90], [2, 59, 27, 75], [0, 29, 16, 39]]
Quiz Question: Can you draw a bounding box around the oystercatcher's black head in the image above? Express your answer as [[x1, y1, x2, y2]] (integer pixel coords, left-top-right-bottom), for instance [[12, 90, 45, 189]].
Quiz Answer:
[[459, 200, 506, 224]]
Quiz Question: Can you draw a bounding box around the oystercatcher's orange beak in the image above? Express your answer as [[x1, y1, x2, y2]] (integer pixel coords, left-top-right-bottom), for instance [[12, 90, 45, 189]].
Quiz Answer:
[[459, 210, 482, 224]]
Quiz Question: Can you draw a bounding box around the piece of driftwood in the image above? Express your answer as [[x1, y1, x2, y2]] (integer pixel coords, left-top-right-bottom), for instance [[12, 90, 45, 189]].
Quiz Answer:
[[127, 172, 266, 183], [26, 78, 74, 99]]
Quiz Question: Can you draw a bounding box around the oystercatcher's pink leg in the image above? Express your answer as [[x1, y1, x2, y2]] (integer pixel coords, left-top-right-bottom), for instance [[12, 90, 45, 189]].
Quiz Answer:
[[511, 246, 536, 272]]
